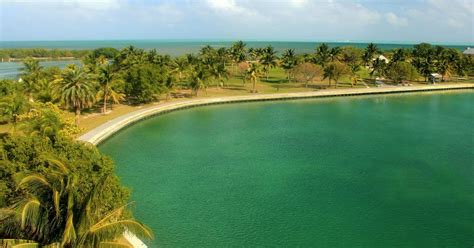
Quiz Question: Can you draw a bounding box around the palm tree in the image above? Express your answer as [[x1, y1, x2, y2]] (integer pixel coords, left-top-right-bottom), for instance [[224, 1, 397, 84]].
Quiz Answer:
[[246, 62, 261, 93], [280, 49, 298, 82], [0, 157, 153, 247], [314, 43, 331, 67], [230, 41, 247, 72], [259, 46, 278, 81], [96, 65, 124, 114], [329, 47, 341, 62], [391, 48, 409, 63], [370, 57, 386, 78], [363, 43, 380, 66], [53, 65, 96, 125], [20, 58, 44, 101], [323, 62, 349, 88], [189, 65, 210, 96], [172, 56, 189, 81]]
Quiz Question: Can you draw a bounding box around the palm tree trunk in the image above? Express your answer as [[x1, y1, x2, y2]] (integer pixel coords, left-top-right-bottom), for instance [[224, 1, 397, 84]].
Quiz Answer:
[[103, 96, 107, 114], [75, 107, 81, 125]]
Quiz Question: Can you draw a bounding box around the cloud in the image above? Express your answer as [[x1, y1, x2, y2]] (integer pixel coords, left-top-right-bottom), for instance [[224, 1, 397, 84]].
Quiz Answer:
[[206, 0, 243, 12], [0, 0, 472, 42], [289, 0, 308, 8], [385, 12, 408, 27]]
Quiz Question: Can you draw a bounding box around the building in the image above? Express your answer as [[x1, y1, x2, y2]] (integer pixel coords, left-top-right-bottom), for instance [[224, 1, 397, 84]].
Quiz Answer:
[[463, 47, 474, 56], [429, 73, 442, 84], [373, 55, 389, 63]]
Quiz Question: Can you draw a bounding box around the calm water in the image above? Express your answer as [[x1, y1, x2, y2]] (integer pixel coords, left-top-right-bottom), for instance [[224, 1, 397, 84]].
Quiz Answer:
[[100, 92, 474, 247], [0, 60, 81, 79]]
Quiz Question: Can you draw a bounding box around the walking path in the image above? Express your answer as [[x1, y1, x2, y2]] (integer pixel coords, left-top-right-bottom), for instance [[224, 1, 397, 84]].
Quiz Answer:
[[78, 83, 474, 146]]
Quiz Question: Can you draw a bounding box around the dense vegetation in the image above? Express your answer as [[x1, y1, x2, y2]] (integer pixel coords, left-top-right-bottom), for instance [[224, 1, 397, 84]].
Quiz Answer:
[[0, 41, 473, 246], [0, 49, 91, 60]]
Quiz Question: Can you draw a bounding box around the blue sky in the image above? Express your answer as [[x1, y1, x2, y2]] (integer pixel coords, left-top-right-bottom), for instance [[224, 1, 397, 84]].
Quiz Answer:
[[1, 0, 473, 43]]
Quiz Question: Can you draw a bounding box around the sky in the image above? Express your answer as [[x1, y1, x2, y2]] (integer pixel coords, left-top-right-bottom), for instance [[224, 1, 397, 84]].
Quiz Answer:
[[0, 0, 473, 43]]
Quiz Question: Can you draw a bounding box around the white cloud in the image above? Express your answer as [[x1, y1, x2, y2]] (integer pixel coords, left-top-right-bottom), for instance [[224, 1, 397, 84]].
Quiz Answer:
[[1, 0, 473, 42], [385, 12, 408, 27], [290, 0, 308, 8], [206, 0, 245, 13]]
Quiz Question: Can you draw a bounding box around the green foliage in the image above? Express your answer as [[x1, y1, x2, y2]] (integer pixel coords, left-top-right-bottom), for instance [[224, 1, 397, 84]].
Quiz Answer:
[[0, 49, 89, 59], [0, 79, 19, 97], [386, 61, 419, 84], [259, 46, 278, 80], [323, 61, 350, 87], [53, 65, 97, 120], [314, 43, 331, 66], [0, 93, 30, 127], [92, 47, 119, 59], [280, 49, 298, 81], [124, 63, 165, 103], [18, 102, 81, 141], [292, 62, 322, 87], [0, 135, 152, 246]]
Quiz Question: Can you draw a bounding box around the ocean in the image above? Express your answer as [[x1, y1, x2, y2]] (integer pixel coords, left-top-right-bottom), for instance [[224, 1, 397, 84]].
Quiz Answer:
[[1, 40, 472, 56]]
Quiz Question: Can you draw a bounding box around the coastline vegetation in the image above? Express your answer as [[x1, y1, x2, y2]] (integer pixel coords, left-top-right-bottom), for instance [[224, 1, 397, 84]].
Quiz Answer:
[[0, 41, 473, 246]]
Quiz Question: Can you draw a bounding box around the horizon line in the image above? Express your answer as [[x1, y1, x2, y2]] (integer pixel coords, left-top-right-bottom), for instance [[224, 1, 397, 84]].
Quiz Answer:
[[1, 39, 473, 46]]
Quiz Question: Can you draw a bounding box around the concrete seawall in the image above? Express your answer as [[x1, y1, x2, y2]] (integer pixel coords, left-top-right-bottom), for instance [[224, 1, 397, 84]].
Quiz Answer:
[[78, 84, 474, 146]]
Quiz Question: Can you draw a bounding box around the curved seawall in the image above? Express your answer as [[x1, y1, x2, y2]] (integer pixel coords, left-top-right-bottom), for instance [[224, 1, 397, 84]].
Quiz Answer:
[[78, 84, 473, 145]]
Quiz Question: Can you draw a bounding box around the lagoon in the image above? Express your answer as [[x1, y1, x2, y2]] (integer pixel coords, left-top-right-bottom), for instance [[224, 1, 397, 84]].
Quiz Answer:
[[99, 91, 474, 247]]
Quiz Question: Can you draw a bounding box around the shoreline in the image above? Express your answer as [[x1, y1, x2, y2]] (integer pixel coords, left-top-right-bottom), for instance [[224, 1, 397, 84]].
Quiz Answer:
[[78, 83, 473, 146]]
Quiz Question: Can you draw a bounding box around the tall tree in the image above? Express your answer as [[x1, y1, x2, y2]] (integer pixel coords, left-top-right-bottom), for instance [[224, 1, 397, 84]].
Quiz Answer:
[[189, 64, 210, 96], [329, 47, 342, 62], [96, 64, 125, 114], [259, 46, 278, 81], [386, 61, 419, 84], [280, 49, 298, 82], [323, 62, 349, 88], [230, 41, 247, 72], [362, 43, 380, 66], [246, 63, 261, 93], [53, 65, 96, 124], [370, 57, 387, 78], [20, 58, 44, 101], [412, 43, 435, 81], [292, 62, 322, 88], [314, 43, 331, 67]]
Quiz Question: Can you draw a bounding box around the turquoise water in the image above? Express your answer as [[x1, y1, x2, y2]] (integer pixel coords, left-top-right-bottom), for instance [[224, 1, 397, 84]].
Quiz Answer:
[[99, 91, 474, 247], [0, 60, 80, 79], [1, 40, 471, 55]]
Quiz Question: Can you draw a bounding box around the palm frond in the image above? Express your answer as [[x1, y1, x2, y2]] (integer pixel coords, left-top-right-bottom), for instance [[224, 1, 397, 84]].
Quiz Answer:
[[89, 219, 153, 241], [17, 175, 50, 190], [20, 198, 40, 229], [99, 241, 133, 248]]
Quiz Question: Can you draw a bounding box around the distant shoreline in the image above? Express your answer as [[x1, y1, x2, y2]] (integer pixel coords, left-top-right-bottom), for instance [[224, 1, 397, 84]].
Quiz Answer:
[[1, 40, 471, 55], [78, 84, 474, 146]]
